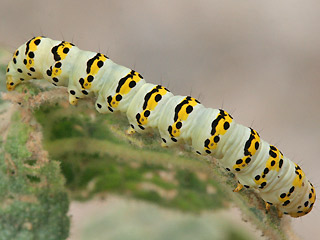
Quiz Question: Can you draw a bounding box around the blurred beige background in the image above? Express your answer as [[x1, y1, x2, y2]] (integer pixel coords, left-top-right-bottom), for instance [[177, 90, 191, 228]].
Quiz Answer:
[[1, 0, 320, 239]]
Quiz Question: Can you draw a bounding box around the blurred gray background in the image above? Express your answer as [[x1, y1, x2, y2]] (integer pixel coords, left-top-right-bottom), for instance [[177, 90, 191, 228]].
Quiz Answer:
[[1, 0, 320, 239]]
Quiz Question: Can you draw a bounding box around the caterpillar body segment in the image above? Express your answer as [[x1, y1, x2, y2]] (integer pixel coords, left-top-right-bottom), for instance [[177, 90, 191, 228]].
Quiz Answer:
[[126, 83, 174, 133], [157, 95, 204, 148], [45, 40, 80, 87], [67, 50, 107, 105], [93, 64, 137, 113], [100, 69, 146, 113], [5, 36, 316, 218]]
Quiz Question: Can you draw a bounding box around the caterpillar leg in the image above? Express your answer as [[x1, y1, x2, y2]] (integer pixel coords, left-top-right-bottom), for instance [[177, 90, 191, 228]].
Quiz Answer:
[[278, 209, 283, 218], [95, 94, 112, 114], [233, 183, 243, 192], [265, 202, 271, 212], [68, 88, 82, 105], [68, 88, 90, 106], [126, 126, 135, 135], [161, 142, 168, 148], [69, 94, 78, 105]]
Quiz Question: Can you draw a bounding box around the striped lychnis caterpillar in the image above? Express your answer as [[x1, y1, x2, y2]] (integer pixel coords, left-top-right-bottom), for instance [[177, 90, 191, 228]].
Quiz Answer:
[[6, 36, 316, 218]]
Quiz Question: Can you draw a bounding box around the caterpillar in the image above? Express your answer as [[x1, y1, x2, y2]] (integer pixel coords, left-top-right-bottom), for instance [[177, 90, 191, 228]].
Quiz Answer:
[[5, 36, 316, 218]]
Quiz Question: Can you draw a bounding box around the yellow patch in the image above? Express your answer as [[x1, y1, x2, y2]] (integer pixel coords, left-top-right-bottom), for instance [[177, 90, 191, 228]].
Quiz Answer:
[[55, 42, 73, 61], [292, 164, 305, 188], [204, 110, 233, 152], [82, 53, 108, 89], [233, 128, 260, 171], [51, 42, 75, 79], [254, 145, 282, 188], [137, 85, 169, 126], [25, 36, 43, 71], [168, 96, 199, 138], [108, 71, 143, 109], [51, 66, 62, 78]]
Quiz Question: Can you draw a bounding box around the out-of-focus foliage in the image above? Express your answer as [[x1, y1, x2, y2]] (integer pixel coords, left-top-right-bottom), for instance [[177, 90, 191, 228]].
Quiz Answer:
[[0, 111, 70, 240], [35, 104, 228, 212]]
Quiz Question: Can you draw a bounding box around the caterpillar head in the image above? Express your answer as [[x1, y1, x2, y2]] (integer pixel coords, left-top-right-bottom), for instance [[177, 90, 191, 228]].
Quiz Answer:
[[5, 38, 43, 91], [6, 64, 24, 91]]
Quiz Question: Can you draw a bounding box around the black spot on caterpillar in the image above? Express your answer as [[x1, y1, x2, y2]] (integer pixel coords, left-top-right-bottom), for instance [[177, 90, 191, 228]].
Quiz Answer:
[[6, 36, 316, 218]]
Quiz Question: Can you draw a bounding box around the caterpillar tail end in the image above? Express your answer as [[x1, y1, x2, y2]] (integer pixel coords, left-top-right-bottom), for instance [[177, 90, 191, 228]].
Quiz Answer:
[[6, 75, 16, 91], [233, 183, 243, 192]]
